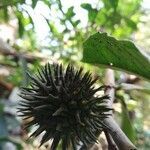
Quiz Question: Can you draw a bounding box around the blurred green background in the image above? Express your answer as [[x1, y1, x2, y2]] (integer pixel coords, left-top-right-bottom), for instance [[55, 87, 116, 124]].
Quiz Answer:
[[0, 0, 149, 149]]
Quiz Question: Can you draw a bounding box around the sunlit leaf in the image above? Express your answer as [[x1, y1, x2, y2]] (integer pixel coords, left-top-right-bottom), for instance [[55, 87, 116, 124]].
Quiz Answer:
[[45, 19, 59, 37], [18, 17, 24, 38], [66, 6, 75, 19], [81, 3, 98, 22], [124, 17, 137, 30], [0, 0, 24, 8], [103, 0, 119, 11]]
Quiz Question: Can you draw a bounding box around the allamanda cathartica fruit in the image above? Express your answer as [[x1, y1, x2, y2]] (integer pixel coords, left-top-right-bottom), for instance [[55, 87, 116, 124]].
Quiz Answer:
[[18, 63, 111, 150]]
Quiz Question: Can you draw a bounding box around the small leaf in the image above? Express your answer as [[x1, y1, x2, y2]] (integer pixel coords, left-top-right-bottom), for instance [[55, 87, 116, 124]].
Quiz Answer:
[[18, 18, 24, 37], [81, 3, 92, 10], [103, 0, 119, 11], [32, 0, 38, 8], [72, 20, 80, 27], [45, 19, 59, 36], [16, 12, 25, 38], [66, 6, 75, 19], [82, 32, 150, 80], [120, 98, 136, 143], [124, 17, 137, 30], [81, 3, 98, 22]]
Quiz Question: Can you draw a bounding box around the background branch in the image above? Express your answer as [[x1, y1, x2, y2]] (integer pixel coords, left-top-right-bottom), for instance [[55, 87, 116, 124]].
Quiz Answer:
[[0, 38, 45, 63]]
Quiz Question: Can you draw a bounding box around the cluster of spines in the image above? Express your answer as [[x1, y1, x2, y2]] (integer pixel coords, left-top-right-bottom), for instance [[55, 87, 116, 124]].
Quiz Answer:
[[18, 63, 110, 150]]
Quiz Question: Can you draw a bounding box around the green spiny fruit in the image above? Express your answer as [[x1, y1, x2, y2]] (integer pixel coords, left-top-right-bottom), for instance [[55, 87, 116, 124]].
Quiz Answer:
[[18, 63, 110, 150]]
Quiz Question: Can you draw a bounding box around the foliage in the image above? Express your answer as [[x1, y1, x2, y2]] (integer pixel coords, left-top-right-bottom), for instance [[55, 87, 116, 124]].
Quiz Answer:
[[82, 31, 150, 145], [0, 0, 149, 149]]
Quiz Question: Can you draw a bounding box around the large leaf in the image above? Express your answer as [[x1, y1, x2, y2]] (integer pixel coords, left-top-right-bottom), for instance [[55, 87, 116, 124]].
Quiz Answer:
[[82, 32, 150, 80]]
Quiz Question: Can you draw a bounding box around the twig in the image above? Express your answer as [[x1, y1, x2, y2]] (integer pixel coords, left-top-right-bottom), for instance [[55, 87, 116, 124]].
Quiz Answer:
[[0, 38, 45, 63], [104, 117, 136, 150]]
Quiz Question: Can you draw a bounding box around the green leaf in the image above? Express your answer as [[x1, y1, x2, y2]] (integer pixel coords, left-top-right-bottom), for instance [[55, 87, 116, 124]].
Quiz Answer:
[[18, 17, 24, 38], [81, 3, 92, 11], [120, 98, 136, 143], [72, 20, 80, 27], [124, 17, 137, 30], [32, 0, 38, 8], [82, 32, 150, 80], [88, 10, 98, 22], [24, 9, 35, 28], [0, 0, 24, 8], [81, 3, 98, 22], [103, 0, 119, 11], [16, 12, 25, 38], [3, 7, 9, 22], [66, 6, 75, 20], [45, 19, 59, 37]]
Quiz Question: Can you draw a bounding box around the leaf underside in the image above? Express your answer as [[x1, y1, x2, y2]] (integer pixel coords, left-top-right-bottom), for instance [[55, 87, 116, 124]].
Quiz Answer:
[[82, 32, 150, 81]]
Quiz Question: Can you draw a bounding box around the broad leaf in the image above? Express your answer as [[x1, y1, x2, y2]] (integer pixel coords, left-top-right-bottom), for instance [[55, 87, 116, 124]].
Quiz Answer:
[[82, 32, 150, 80]]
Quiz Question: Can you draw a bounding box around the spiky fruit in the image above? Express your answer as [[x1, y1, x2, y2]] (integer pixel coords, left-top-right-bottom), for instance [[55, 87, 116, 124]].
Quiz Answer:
[[18, 63, 110, 150]]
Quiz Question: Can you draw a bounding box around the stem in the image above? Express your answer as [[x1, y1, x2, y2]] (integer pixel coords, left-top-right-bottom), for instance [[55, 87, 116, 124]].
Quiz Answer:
[[104, 69, 115, 108], [104, 130, 118, 150], [104, 116, 136, 150], [103, 69, 137, 150]]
